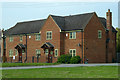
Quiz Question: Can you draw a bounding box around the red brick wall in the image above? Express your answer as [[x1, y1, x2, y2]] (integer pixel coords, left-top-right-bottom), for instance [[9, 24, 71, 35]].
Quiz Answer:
[[107, 31, 117, 62], [5, 14, 116, 63], [84, 13, 106, 63], [5, 16, 60, 63], [63, 32, 83, 58]]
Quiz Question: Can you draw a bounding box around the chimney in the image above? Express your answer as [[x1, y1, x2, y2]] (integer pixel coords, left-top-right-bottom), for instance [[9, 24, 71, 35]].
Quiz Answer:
[[106, 9, 112, 30]]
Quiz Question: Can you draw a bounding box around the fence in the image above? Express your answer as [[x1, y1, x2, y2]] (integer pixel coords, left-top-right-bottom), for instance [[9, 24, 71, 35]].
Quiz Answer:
[[3, 56, 57, 63]]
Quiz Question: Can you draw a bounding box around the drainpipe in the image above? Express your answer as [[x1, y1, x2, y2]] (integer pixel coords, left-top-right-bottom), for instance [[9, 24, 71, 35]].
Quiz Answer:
[[1, 29, 6, 63], [81, 29, 84, 64], [24, 34, 27, 62]]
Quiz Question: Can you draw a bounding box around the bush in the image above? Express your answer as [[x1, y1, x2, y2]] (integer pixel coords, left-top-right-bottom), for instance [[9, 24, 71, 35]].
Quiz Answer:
[[57, 54, 72, 64], [70, 56, 81, 64]]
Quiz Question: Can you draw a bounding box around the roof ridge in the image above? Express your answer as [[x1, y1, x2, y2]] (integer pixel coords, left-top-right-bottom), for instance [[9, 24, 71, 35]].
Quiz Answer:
[[50, 15, 65, 18], [51, 12, 95, 18], [17, 19, 46, 24], [64, 12, 95, 17]]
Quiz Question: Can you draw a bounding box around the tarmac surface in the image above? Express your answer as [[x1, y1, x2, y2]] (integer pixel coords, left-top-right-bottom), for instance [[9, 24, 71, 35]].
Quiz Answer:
[[0, 63, 119, 70]]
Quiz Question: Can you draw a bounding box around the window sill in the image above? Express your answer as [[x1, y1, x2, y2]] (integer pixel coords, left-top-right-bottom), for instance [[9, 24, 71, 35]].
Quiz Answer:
[[69, 38, 76, 39]]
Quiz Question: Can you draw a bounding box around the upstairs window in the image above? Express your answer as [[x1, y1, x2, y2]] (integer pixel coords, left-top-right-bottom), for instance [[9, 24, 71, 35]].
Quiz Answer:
[[69, 32, 76, 39], [9, 36, 13, 42], [36, 49, 41, 57], [9, 49, 13, 57], [20, 36, 23, 42], [36, 34, 41, 40], [46, 31, 52, 40], [98, 30, 102, 39], [69, 49, 76, 57]]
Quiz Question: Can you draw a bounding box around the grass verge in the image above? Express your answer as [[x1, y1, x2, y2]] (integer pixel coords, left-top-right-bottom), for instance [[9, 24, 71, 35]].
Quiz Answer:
[[2, 63, 59, 67], [2, 66, 118, 78]]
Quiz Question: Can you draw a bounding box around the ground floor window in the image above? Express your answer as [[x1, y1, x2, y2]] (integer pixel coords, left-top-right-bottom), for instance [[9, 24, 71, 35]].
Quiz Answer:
[[50, 51, 53, 55], [15, 49, 18, 56], [22, 49, 25, 55], [45, 49, 49, 55], [36, 49, 41, 57], [55, 49, 58, 57], [9, 49, 13, 57], [69, 49, 76, 57]]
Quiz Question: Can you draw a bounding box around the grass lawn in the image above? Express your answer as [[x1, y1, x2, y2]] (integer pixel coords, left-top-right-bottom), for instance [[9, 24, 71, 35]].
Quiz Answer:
[[1, 63, 59, 67], [2, 66, 118, 78]]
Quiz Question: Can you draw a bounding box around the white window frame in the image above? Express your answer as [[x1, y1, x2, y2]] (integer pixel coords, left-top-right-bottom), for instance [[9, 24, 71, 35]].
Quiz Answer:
[[9, 36, 13, 42], [9, 49, 13, 57], [46, 31, 52, 40], [36, 34, 41, 41], [98, 30, 102, 39], [36, 49, 41, 57], [54, 49, 58, 57], [45, 49, 49, 55], [22, 49, 25, 54], [69, 49, 76, 57], [69, 32, 76, 39], [15, 49, 18, 56], [20, 35, 23, 42]]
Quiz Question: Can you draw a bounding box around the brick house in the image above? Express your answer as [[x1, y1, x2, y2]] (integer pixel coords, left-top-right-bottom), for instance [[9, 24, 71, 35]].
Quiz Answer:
[[1, 9, 117, 63]]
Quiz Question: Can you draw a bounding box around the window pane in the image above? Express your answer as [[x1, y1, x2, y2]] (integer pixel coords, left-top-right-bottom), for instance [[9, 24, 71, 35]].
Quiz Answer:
[[45, 49, 49, 55], [9, 36, 13, 42], [70, 50, 72, 54], [73, 50, 76, 54], [50, 32, 51, 35], [36, 49, 40, 57], [38, 50, 40, 54], [20, 36, 23, 41], [36, 34, 40, 40], [47, 31, 52, 40], [73, 32, 76, 39], [9, 50, 13, 57], [15, 50, 18, 56], [69, 50, 72, 56], [98, 30, 102, 38], [38, 34, 40, 40], [69, 32, 72, 39], [55, 49, 58, 57], [50, 51, 53, 54], [73, 53, 75, 57]]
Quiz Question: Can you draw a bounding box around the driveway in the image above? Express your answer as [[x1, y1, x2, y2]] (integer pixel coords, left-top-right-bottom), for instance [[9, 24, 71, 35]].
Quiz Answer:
[[0, 63, 119, 70]]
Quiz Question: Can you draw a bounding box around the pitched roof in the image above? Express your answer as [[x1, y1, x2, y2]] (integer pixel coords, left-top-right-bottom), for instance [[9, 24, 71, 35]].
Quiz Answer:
[[51, 12, 94, 31], [41, 42, 54, 48], [99, 17, 117, 32], [4, 19, 46, 36], [4, 12, 116, 36]]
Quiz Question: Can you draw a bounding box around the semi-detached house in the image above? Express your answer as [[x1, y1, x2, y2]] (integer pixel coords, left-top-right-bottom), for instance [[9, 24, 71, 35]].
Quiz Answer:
[[1, 9, 117, 63]]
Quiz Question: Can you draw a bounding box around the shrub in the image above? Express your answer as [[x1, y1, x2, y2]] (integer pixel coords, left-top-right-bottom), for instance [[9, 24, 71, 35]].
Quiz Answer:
[[70, 56, 81, 64], [57, 54, 72, 64]]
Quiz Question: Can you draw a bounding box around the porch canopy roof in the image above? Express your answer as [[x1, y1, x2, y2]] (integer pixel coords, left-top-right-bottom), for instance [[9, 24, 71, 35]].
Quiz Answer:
[[15, 44, 26, 49], [41, 42, 54, 50]]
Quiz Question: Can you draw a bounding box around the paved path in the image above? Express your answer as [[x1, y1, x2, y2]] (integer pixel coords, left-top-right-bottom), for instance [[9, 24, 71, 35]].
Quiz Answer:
[[0, 63, 119, 70]]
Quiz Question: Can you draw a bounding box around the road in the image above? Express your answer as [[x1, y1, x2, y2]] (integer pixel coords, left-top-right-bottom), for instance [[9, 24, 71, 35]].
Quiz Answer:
[[0, 63, 119, 70]]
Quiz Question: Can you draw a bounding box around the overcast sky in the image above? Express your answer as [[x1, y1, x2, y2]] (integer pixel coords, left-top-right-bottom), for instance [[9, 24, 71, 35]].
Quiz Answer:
[[0, 0, 119, 30]]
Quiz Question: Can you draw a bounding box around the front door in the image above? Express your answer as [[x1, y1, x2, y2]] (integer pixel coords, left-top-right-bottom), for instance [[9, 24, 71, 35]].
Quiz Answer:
[[18, 49, 22, 63], [48, 53, 52, 63], [45, 49, 52, 63]]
